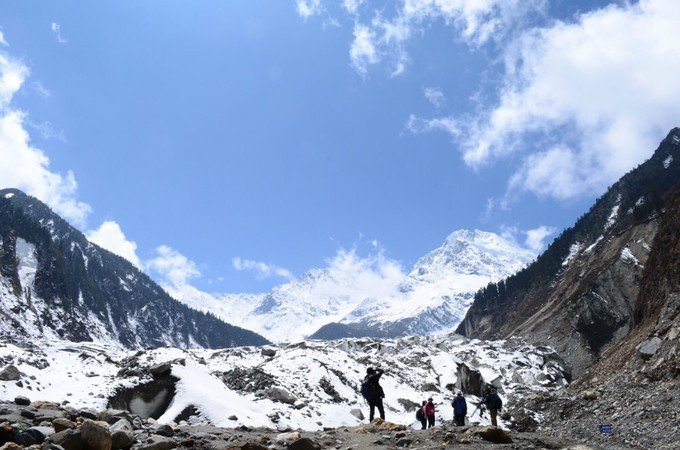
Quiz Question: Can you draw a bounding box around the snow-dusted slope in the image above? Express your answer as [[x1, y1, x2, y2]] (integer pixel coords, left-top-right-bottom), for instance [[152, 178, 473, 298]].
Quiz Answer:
[[0, 334, 568, 431], [168, 230, 535, 343]]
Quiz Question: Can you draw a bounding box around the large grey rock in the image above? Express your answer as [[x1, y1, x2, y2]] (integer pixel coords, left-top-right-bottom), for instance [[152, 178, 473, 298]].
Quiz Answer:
[[288, 438, 322, 450], [349, 408, 364, 420], [266, 387, 297, 405], [636, 337, 663, 360], [53, 418, 77, 432], [80, 419, 112, 450], [14, 396, 30, 406], [14, 428, 47, 446], [110, 420, 134, 450], [133, 435, 176, 450], [0, 365, 21, 381], [467, 426, 513, 444], [46, 429, 84, 450]]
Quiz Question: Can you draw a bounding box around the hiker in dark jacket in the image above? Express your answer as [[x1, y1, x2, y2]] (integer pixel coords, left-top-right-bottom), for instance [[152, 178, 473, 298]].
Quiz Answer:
[[452, 392, 467, 426], [425, 398, 436, 428], [363, 367, 385, 421], [483, 388, 503, 427], [417, 400, 427, 429]]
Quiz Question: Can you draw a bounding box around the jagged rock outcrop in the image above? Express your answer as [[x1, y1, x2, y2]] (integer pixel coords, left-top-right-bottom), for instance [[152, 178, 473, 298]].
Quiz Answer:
[[458, 128, 680, 378], [0, 189, 269, 349]]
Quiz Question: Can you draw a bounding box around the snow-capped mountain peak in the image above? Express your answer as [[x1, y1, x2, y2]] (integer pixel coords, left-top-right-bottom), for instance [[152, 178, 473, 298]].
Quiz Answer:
[[167, 230, 536, 343]]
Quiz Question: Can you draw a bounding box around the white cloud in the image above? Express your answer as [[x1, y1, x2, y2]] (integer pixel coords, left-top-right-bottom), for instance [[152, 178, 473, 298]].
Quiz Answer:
[[524, 225, 557, 252], [309, 247, 405, 301], [462, 0, 680, 201], [232, 257, 293, 280], [147, 245, 201, 286], [51, 22, 67, 44], [0, 48, 91, 227], [406, 113, 460, 137], [349, 24, 378, 75], [337, 0, 544, 75], [28, 120, 66, 142], [296, 0, 322, 20], [87, 221, 141, 268], [31, 81, 51, 98], [424, 86, 445, 108], [0, 30, 7, 47], [343, 0, 364, 15]]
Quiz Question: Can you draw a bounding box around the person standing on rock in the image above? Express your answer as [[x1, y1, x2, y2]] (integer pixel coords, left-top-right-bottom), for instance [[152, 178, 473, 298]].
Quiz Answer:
[[452, 392, 467, 426], [483, 387, 503, 427], [425, 398, 436, 428], [361, 367, 385, 421]]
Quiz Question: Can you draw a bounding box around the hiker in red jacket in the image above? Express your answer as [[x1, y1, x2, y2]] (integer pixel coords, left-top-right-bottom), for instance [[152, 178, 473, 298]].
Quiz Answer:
[[425, 397, 436, 428]]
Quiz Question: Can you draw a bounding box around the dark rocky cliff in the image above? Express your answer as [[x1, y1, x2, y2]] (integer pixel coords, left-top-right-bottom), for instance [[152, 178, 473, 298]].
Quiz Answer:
[[457, 128, 680, 378], [0, 189, 269, 349]]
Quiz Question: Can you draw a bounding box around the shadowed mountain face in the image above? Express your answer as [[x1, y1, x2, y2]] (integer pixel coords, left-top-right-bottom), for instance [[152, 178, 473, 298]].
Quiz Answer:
[[0, 189, 269, 349], [458, 128, 680, 378]]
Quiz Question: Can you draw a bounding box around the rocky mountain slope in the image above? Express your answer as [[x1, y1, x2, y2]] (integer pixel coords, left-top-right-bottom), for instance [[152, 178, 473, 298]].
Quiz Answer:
[[0, 189, 269, 349], [510, 184, 680, 450], [167, 230, 535, 343], [458, 128, 680, 378]]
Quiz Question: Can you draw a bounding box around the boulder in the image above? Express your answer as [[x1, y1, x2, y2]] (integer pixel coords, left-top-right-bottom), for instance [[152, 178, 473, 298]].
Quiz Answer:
[[582, 390, 599, 400], [110, 419, 134, 450], [467, 426, 513, 444], [266, 387, 297, 405], [288, 438, 321, 450], [134, 435, 176, 450], [53, 418, 77, 432], [14, 396, 31, 406], [637, 337, 663, 360], [14, 428, 47, 446], [80, 419, 112, 450], [79, 410, 99, 421], [0, 365, 21, 381], [0, 443, 23, 450], [47, 428, 84, 450], [260, 348, 277, 357], [150, 424, 174, 437], [148, 363, 172, 376], [276, 431, 301, 442], [349, 409, 364, 421]]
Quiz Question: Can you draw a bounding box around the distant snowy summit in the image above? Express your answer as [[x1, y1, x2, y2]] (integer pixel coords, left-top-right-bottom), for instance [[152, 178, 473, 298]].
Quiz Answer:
[[167, 229, 536, 343]]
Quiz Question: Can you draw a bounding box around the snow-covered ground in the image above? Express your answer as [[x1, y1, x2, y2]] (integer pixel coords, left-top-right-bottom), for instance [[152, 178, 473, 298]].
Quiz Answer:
[[0, 333, 567, 431]]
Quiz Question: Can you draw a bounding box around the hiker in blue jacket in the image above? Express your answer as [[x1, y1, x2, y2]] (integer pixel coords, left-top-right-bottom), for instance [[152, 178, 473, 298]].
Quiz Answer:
[[452, 392, 467, 426], [362, 367, 385, 421]]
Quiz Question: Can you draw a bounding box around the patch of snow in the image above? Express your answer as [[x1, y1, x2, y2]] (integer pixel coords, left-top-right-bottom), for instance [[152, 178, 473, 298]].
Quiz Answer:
[[562, 242, 582, 266], [620, 247, 642, 267], [583, 236, 603, 254], [4, 193, 14, 199], [604, 195, 622, 230], [635, 197, 645, 206], [663, 154, 673, 168], [672, 134, 680, 144], [16, 238, 38, 291]]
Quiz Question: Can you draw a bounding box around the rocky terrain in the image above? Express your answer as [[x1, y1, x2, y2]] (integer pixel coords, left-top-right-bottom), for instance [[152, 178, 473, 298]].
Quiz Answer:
[[0, 397, 631, 450]]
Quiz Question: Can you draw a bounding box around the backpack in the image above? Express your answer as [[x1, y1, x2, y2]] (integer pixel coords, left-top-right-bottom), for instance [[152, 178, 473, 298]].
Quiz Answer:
[[415, 407, 425, 421], [360, 379, 375, 401]]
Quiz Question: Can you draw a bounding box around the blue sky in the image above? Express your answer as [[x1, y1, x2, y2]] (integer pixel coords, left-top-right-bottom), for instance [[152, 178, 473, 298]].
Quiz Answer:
[[1, 0, 678, 293]]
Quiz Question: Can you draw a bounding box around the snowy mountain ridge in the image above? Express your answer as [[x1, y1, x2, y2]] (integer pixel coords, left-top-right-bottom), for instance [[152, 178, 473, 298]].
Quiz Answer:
[[167, 229, 536, 343]]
